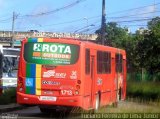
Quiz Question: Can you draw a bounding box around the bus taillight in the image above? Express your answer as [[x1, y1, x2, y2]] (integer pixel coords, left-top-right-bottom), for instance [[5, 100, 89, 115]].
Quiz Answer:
[[75, 90, 79, 95], [77, 80, 81, 84], [19, 82, 23, 87], [18, 77, 23, 92], [76, 85, 80, 90], [75, 80, 81, 95]]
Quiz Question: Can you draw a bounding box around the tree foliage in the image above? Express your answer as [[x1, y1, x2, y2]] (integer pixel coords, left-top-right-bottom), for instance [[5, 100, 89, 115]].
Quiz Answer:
[[135, 17, 160, 74], [95, 22, 129, 48], [95, 17, 160, 77]]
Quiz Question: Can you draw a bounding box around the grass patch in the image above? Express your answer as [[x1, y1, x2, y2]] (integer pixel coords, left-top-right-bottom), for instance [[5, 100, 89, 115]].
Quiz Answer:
[[127, 81, 160, 102], [97, 101, 160, 113], [0, 88, 16, 105]]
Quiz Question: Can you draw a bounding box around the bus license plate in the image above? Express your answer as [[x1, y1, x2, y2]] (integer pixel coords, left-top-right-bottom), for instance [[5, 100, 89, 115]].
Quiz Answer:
[[39, 96, 57, 101]]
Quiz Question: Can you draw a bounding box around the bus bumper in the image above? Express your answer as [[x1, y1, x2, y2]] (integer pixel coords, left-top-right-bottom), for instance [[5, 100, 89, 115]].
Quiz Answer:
[[17, 92, 83, 108]]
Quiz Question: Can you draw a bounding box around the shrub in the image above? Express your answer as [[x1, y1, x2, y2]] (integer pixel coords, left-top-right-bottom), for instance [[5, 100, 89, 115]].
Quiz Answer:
[[127, 81, 160, 101], [0, 88, 16, 105]]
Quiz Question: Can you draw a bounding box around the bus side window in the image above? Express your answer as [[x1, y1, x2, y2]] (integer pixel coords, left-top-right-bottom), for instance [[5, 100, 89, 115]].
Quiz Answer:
[[104, 52, 111, 73], [0, 51, 2, 78], [97, 51, 111, 74], [115, 54, 123, 73], [85, 49, 90, 74]]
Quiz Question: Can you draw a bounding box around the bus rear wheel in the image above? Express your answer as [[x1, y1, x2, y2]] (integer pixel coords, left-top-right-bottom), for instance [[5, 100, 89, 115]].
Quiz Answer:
[[119, 88, 122, 100], [40, 108, 52, 113]]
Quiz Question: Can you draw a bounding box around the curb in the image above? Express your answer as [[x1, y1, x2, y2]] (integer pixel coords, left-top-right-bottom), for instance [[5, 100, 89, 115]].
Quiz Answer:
[[0, 104, 26, 113]]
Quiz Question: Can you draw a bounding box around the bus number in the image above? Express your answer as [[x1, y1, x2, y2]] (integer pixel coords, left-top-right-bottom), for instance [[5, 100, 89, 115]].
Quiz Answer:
[[61, 90, 72, 95]]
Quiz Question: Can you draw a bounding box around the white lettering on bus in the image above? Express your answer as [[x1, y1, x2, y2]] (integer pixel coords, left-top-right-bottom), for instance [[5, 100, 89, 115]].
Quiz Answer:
[[61, 90, 72, 95], [43, 70, 66, 78], [42, 80, 60, 85], [58, 45, 65, 53], [64, 46, 71, 54], [70, 71, 77, 79], [33, 43, 71, 54], [42, 44, 49, 52], [50, 45, 58, 52], [33, 43, 41, 51]]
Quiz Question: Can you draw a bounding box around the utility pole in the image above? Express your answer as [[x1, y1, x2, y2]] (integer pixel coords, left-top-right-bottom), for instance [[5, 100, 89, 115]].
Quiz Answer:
[[101, 0, 106, 45], [11, 12, 15, 48]]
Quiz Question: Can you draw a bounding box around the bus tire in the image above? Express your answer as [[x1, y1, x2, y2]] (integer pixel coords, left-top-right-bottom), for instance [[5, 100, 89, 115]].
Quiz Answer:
[[39, 108, 52, 113], [113, 88, 121, 108], [119, 88, 122, 100]]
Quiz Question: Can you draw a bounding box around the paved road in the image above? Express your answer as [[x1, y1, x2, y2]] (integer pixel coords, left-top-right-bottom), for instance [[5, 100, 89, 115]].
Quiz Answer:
[[1, 106, 81, 119], [0, 101, 159, 119]]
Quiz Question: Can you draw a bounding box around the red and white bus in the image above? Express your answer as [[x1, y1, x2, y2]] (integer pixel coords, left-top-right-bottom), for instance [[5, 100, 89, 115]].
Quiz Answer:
[[17, 37, 126, 112]]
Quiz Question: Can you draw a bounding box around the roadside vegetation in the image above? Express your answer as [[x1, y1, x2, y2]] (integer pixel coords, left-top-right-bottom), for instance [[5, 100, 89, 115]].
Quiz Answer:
[[0, 88, 16, 105], [95, 16, 160, 113], [98, 101, 160, 113], [96, 17, 160, 82], [127, 81, 160, 102]]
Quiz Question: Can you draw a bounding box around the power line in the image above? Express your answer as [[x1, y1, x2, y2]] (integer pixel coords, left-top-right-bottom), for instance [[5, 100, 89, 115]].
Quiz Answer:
[[74, 24, 95, 33], [19, 0, 87, 18], [16, 9, 157, 30], [115, 18, 153, 23], [3, 1, 160, 33], [2, 1, 158, 20], [15, 17, 155, 31], [37, 15, 100, 26], [15, 15, 100, 30], [0, 13, 19, 23], [0, 0, 86, 23], [120, 24, 147, 27], [79, 25, 100, 33], [0, 12, 13, 19], [0, 17, 12, 22], [12, 9, 160, 29], [8, 11, 160, 27], [107, 11, 160, 20], [106, 2, 160, 16], [78, 19, 150, 33]]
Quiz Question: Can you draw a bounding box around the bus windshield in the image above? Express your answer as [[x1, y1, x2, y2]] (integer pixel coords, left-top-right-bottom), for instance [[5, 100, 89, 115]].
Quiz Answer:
[[2, 48, 20, 78], [24, 42, 80, 65], [3, 57, 19, 78]]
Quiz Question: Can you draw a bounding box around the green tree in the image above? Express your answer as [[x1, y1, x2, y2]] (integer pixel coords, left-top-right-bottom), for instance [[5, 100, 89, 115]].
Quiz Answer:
[[136, 17, 160, 74], [95, 22, 129, 48], [95, 18, 160, 81]]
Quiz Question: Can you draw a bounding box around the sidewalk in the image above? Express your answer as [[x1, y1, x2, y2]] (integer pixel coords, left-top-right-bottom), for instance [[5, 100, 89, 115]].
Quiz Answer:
[[0, 103, 25, 113]]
